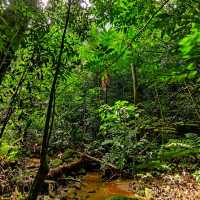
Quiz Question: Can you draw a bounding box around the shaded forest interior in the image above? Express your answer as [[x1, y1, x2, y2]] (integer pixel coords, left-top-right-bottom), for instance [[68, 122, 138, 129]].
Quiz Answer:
[[0, 0, 200, 199]]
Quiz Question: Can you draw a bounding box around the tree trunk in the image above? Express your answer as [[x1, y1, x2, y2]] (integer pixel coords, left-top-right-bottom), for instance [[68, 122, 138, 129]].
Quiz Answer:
[[131, 64, 138, 104], [28, 1, 72, 199]]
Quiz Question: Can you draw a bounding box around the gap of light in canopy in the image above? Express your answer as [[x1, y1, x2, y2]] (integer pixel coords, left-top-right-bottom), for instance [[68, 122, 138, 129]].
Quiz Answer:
[[40, 0, 91, 8]]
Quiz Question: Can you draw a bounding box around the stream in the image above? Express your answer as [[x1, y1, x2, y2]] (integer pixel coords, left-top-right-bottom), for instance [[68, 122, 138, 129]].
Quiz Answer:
[[63, 172, 135, 200]]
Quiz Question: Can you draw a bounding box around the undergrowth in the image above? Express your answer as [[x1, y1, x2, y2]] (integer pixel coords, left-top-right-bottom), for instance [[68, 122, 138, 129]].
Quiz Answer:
[[0, 139, 21, 161], [87, 100, 200, 175]]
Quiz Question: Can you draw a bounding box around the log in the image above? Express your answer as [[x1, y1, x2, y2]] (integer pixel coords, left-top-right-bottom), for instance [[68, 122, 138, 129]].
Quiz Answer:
[[47, 153, 119, 179], [47, 158, 84, 179]]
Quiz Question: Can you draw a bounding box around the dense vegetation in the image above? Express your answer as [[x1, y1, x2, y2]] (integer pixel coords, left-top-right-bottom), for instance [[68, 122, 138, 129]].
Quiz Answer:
[[0, 0, 200, 199]]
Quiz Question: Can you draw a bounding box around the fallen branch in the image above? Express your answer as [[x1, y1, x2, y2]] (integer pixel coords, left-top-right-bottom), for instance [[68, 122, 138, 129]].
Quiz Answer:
[[47, 158, 84, 179], [47, 152, 119, 179]]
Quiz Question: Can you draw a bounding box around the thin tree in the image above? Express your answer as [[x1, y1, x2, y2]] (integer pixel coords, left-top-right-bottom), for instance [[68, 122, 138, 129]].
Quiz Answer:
[[28, 1, 72, 199], [131, 64, 138, 104], [0, 69, 27, 138]]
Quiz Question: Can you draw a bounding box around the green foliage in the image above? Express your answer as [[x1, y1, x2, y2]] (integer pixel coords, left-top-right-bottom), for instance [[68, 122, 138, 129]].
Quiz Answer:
[[99, 100, 139, 135], [193, 169, 200, 183], [0, 2, 200, 198], [50, 158, 63, 168], [0, 140, 21, 161], [79, 25, 131, 78], [94, 99, 200, 172], [63, 148, 74, 160], [176, 24, 200, 81], [159, 134, 200, 161], [179, 24, 200, 60], [94, 101, 149, 169], [136, 160, 170, 171]]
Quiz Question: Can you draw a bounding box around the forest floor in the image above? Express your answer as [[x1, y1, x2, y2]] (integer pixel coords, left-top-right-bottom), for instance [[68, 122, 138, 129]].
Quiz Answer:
[[1, 155, 200, 200]]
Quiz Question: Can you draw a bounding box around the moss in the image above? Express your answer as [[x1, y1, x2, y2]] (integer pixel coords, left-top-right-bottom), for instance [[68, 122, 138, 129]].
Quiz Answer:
[[50, 158, 63, 168], [63, 148, 74, 160]]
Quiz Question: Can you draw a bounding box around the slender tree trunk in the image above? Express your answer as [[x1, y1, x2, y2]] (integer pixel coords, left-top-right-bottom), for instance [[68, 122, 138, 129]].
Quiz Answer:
[[105, 85, 108, 104], [28, 1, 72, 200], [131, 64, 138, 104], [0, 69, 26, 138], [82, 82, 87, 134], [101, 68, 109, 104]]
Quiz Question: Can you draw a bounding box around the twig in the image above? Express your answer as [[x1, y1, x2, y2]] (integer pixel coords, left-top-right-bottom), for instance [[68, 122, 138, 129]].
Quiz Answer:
[[133, 0, 170, 40]]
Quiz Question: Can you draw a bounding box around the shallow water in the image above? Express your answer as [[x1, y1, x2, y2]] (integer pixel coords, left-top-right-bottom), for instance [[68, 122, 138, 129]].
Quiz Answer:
[[66, 172, 135, 200]]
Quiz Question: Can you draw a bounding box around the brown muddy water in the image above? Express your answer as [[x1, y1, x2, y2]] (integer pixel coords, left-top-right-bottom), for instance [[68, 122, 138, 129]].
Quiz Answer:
[[65, 172, 135, 200]]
